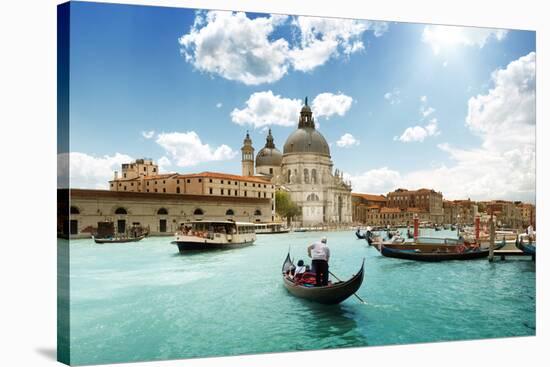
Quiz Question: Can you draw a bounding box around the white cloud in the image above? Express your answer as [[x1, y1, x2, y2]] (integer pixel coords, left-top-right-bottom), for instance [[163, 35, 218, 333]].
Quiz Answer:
[[179, 11, 388, 85], [179, 11, 291, 85], [157, 156, 172, 173], [349, 167, 402, 194], [384, 88, 400, 104], [156, 131, 237, 167], [231, 91, 353, 128], [397, 118, 440, 143], [336, 133, 360, 147], [58, 152, 134, 189], [231, 91, 302, 128], [422, 25, 508, 54], [141, 130, 155, 139], [216, 102, 222, 108], [420, 106, 435, 117], [312, 92, 353, 119], [420, 95, 427, 103], [351, 53, 536, 202], [289, 17, 386, 72]]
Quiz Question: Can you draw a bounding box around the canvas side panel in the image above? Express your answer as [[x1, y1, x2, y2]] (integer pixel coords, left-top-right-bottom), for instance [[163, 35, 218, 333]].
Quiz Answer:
[[57, 2, 71, 365]]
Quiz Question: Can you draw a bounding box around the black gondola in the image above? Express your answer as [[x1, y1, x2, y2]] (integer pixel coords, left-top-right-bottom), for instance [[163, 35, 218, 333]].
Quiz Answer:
[[92, 235, 145, 244], [380, 240, 506, 262], [515, 236, 536, 256], [355, 230, 366, 239], [281, 253, 364, 305]]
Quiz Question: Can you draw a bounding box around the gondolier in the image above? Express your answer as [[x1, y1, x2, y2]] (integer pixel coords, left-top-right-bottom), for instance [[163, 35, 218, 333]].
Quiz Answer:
[[307, 237, 330, 286]]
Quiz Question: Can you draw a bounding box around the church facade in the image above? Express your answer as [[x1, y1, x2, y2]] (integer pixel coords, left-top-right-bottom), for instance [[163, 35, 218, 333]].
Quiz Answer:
[[241, 98, 353, 226]]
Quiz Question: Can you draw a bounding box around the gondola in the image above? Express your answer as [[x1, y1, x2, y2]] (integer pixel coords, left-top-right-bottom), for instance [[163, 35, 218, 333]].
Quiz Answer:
[[92, 235, 145, 244], [515, 237, 536, 256], [281, 253, 364, 305], [379, 240, 506, 262], [355, 230, 366, 239]]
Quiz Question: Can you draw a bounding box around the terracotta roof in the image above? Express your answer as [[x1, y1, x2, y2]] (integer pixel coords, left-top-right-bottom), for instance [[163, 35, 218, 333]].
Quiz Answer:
[[175, 172, 272, 184], [110, 173, 177, 182], [405, 207, 426, 213], [352, 193, 387, 202], [366, 205, 381, 210]]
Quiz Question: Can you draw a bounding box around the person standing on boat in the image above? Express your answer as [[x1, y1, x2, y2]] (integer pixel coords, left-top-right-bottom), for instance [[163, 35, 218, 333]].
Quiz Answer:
[[307, 237, 330, 286]]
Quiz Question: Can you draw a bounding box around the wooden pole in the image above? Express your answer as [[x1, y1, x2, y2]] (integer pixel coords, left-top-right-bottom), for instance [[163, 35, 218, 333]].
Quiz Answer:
[[413, 214, 419, 242], [489, 215, 495, 262], [475, 215, 480, 244]]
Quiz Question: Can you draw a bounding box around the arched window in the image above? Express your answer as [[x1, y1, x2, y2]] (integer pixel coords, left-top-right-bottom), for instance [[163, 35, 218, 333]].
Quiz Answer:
[[70, 206, 80, 214], [287, 170, 291, 183], [311, 169, 317, 184], [194, 208, 204, 215], [254, 209, 262, 216], [157, 208, 168, 215], [226, 209, 234, 216], [304, 169, 309, 184], [307, 193, 319, 201], [115, 207, 127, 215]]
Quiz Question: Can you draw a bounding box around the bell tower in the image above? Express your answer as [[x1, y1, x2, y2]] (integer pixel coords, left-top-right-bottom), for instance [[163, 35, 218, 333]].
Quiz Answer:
[[241, 131, 254, 176]]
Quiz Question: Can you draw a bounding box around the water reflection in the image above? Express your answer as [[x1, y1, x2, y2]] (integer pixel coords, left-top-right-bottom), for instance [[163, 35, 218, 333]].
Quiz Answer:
[[293, 303, 368, 350]]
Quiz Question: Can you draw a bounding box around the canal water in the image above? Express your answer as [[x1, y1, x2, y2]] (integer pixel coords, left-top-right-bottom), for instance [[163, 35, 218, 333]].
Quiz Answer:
[[65, 229, 535, 365]]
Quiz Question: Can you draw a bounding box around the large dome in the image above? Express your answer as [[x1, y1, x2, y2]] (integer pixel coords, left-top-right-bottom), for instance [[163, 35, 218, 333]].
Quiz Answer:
[[282, 99, 330, 157], [256, 129, 282, 167], [283, 128, 330, 156]]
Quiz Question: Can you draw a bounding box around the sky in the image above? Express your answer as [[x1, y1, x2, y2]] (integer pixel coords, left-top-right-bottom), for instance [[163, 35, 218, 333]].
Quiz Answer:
[[64, 1, 536, 203]]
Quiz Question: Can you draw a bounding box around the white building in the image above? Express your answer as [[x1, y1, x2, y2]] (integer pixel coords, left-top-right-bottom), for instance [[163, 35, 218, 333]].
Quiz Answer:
[[242, 98, 352, 226]]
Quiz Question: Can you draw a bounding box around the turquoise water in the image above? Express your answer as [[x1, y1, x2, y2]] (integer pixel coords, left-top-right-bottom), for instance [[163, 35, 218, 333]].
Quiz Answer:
[[66, 230, 535, 365]]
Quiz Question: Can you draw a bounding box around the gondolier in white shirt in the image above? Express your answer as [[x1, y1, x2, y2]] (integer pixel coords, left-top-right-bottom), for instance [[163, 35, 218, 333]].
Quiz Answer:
[[307, 237, 331, 286]]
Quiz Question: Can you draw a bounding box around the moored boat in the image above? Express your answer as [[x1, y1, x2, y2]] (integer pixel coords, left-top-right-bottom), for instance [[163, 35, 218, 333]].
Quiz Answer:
[[515, 235, 536, 257], [92, 235, 145, 244], [379, 239, 506, 262], [172, 221, 256, 252], [281, 253, 364, 305]]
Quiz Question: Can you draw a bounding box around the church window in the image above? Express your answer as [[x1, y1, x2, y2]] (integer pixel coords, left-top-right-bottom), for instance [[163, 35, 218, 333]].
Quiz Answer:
[[304, 169, 309, 183], [311, 169, 317, 184], [287, 170, 291, 183]]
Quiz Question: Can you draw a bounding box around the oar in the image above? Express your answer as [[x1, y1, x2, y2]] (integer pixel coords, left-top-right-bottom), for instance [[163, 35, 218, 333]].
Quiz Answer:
[[329, 270, 366, 304]]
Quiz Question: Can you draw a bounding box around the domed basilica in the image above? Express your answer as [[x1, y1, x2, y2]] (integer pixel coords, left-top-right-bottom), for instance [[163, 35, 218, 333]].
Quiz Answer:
[[241, 98, 352, 226]]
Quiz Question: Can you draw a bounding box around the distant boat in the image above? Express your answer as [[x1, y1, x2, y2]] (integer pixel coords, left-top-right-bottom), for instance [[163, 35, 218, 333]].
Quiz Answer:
[[92, 235, 145, 244], [379, 240, 506, 262], [255, 222, 290, 234], [355, 229, 366, 239], [281, 253, 364, 305], [172, 221, 255, 252]]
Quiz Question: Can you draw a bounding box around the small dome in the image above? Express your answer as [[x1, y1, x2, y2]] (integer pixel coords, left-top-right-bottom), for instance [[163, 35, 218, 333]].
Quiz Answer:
[[256, 129, 282, 167], [283, 128, 330, 156], [256, 147, 282, 167]]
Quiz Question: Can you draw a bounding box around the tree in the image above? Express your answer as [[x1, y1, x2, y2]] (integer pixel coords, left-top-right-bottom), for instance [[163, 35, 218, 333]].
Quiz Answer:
[[275, 191, 301, 226]]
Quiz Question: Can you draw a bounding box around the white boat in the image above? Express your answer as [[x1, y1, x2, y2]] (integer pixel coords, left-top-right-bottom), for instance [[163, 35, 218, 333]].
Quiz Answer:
[[254, 222, 290, 234], [172, 221, 256, 252]]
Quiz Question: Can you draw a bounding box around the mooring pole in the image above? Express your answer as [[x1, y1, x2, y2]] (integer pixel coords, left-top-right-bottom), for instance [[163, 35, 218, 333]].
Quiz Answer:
[[413, 214, 419, 243], [475, 215, 480, 245], [489, 215, 495, 262]]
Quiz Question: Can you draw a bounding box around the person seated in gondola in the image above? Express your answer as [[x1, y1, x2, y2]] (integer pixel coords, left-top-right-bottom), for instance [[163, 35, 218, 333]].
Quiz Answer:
[[293, 260, 307, 280]]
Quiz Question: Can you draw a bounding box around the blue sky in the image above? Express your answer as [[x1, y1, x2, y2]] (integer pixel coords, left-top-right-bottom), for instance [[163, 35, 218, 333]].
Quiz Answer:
[[66, 1, 536, 203]]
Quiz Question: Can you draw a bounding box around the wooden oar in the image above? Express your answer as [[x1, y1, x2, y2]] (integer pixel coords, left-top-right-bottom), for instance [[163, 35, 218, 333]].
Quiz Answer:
[[329, 270, 366, 304]]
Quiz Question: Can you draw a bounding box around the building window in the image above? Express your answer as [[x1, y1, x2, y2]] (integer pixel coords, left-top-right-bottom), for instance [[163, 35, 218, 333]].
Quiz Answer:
[[235, 191, 238, 196], [70, 206, 80, 215], [221, 180, 224, 184], [157, 208, 168, 215], [209, 188, 213, 194], [244, 191, 247, 197], [269, 168, 273, 174], [228, 189, 231, 196], [146, 189, 149, 192], [187, 179, 190, 183], [199, 179, 202, 183], [163, 180, 165, 184], [253, 183, 256, 187], [226, 209, 234, 216], [131, 182, 134, 186], [228, 181, 231, 185], [115, 207, 127, 215], [254, 209, 262, 216], [209, 179, 212, 183], [123, 173, 127, 178], [312, 169, 317, 184], [147, 181, 149, 186], [235, 182, 237, 186], [155, 181, 157, 184], [153, 168, 156, 172], [264, 192, 266, 198], [155, 189, 158, 193], [258, 192, 261, 198], [221, 189, 224, 195], [176, 187, 180, 193], [244, 183, 247, 187], [194, 208, 204, 215], [177, 179, 179, 184], [124, 186, 127, 191], [110, 183, 113, 187]]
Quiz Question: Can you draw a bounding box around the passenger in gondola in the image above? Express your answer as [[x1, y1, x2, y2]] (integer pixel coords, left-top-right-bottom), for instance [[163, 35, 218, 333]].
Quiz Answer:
[[293, 260, 307, 280], [307, 237, 330, 286]]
